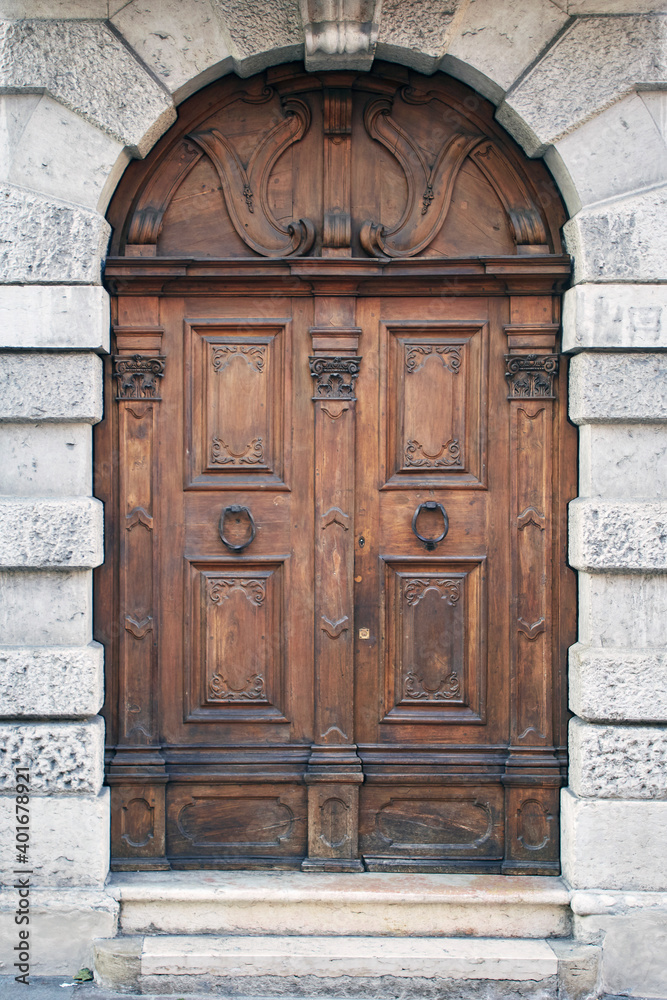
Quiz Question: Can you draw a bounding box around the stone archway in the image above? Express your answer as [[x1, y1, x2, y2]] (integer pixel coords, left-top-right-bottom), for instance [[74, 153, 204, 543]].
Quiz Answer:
[[0, 6, 665, 993]]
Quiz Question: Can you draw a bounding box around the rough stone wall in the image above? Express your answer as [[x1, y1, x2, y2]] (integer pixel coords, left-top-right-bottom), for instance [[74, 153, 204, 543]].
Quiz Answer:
[[0, 1, 665, 992]]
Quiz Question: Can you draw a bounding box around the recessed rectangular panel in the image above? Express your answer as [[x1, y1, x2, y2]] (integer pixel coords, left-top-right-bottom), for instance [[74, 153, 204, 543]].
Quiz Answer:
[[359, 784, 503, 861], [382, 323, 487, 489], [381, 558, 486, 724], [185, 321, 290, 489], [185, 560, 288, 723], [167, 783, 307, 863]]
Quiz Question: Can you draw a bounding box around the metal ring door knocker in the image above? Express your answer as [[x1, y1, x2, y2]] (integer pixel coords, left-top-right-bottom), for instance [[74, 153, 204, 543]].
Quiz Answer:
[[412, 501, 449, 551], [219, 504, 256, 553]]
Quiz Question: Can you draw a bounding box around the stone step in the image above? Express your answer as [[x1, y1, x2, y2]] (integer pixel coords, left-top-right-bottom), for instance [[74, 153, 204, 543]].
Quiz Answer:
[[108, 870, 572, 939], [95, 933, 582, 997]]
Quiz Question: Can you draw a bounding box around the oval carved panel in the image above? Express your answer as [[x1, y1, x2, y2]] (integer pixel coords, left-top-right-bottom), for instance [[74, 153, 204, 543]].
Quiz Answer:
[[177, 795, 295, 848], [376, 796, 493, 850]]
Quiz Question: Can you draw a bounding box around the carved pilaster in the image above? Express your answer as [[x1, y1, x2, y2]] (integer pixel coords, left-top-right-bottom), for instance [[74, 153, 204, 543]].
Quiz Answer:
[[109, 331, 168, 869], [503, 349, 561, 874], [322, 88, 353, 257], [304, 339, 363, 871]]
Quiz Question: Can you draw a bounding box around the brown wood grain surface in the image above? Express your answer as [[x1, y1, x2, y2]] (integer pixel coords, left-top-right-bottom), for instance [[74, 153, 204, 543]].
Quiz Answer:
[[97, 65, 574, 873]]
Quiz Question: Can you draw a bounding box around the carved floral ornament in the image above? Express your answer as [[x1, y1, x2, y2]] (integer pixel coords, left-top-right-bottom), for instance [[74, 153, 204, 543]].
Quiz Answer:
[[113, 355, 165, 401], [121, 77, 553, 261], [310, 356, 362, 399], [504, 355, 559, 400]]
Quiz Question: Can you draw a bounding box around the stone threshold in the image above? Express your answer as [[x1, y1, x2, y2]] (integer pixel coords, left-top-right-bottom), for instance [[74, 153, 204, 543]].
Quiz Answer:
[[108, 870, 573, 938], [94, 933, 601, 998]]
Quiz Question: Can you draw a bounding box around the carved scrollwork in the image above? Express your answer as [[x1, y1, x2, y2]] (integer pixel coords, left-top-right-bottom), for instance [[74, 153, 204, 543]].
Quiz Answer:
[[208, 577, 265, 606], [505, 355, 559, 399], [404, 578, 460, 606], [309, 356, 362, 399], [210, 436, 265, 466], [360, 98, 481, 258], [403, 669, 461, 701], [212, 345, 265, 373], [470, 143, 548, 248], [208, 671, 266, 702], [126, 140, 203, 246], [188, 97, 315, 258], [125, 86, 274, 248], [405, 344, 461, 374], [113, 355, 165, 401], [405, 438, 461, 468]]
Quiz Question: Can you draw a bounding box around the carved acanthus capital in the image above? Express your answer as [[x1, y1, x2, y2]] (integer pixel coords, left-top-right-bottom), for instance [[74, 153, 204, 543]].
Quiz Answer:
[[504, 355, 559, 400], [113, 355, 165, 401], [310, 355, 362, 399]]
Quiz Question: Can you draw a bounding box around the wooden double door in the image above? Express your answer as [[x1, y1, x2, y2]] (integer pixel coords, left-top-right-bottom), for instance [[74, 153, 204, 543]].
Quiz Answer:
[[100, 273, 572, 874], [99, 65, 574, 873]]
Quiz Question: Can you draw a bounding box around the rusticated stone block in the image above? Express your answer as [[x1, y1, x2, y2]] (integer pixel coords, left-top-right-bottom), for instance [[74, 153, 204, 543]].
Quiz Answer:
[[111, 0, 233, 102], [0, 93, 124, 213], [443, 0, 567, 101], [0, 352, 103, 423], [569, 718, 667, 800], [376, 0, 456, 73], [602, 910, 667, 998], [563, 283, 667, 353], [0, 887, 118, 976], [578, 424, 667, 501], [0, 497, 103, 569], [569, 353, 667, 425], [0, 570, 91, 645], [0, 285, 110, 351], [215, 0, 301, 75], [0, 423, 92, 496], [0, 184, 109, 283], [569, 644, 667, 724], [0, 789, 109, 886], [0, 19, 175, 156], [547, 92, 667, 215], [0, 717, 104, 793], [497, 14, 667, 156], [564, 185, 667, 284], [569, 498, 667, 572], [562, 788, 667, 890], [579, 571, 667, 648], [0, 644, 103, 718]]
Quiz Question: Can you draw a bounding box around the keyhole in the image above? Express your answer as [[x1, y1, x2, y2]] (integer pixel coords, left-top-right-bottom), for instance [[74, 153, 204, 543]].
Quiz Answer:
[[359, 536, 365, 547]]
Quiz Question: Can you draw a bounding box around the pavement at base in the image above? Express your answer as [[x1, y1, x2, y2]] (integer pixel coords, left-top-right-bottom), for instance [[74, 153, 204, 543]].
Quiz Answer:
[[1, 983, 665, 1000]]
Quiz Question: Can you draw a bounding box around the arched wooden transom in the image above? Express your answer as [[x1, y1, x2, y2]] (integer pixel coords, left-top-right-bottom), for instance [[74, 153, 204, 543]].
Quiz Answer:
[[109, 63, 564, 260]]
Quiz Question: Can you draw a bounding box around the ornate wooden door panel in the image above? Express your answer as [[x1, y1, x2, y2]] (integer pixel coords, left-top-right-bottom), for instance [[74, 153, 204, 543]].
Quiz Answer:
[[353, 294, 567, 872], [99, 63, 574, 873], [161, 295, 314, 867]]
